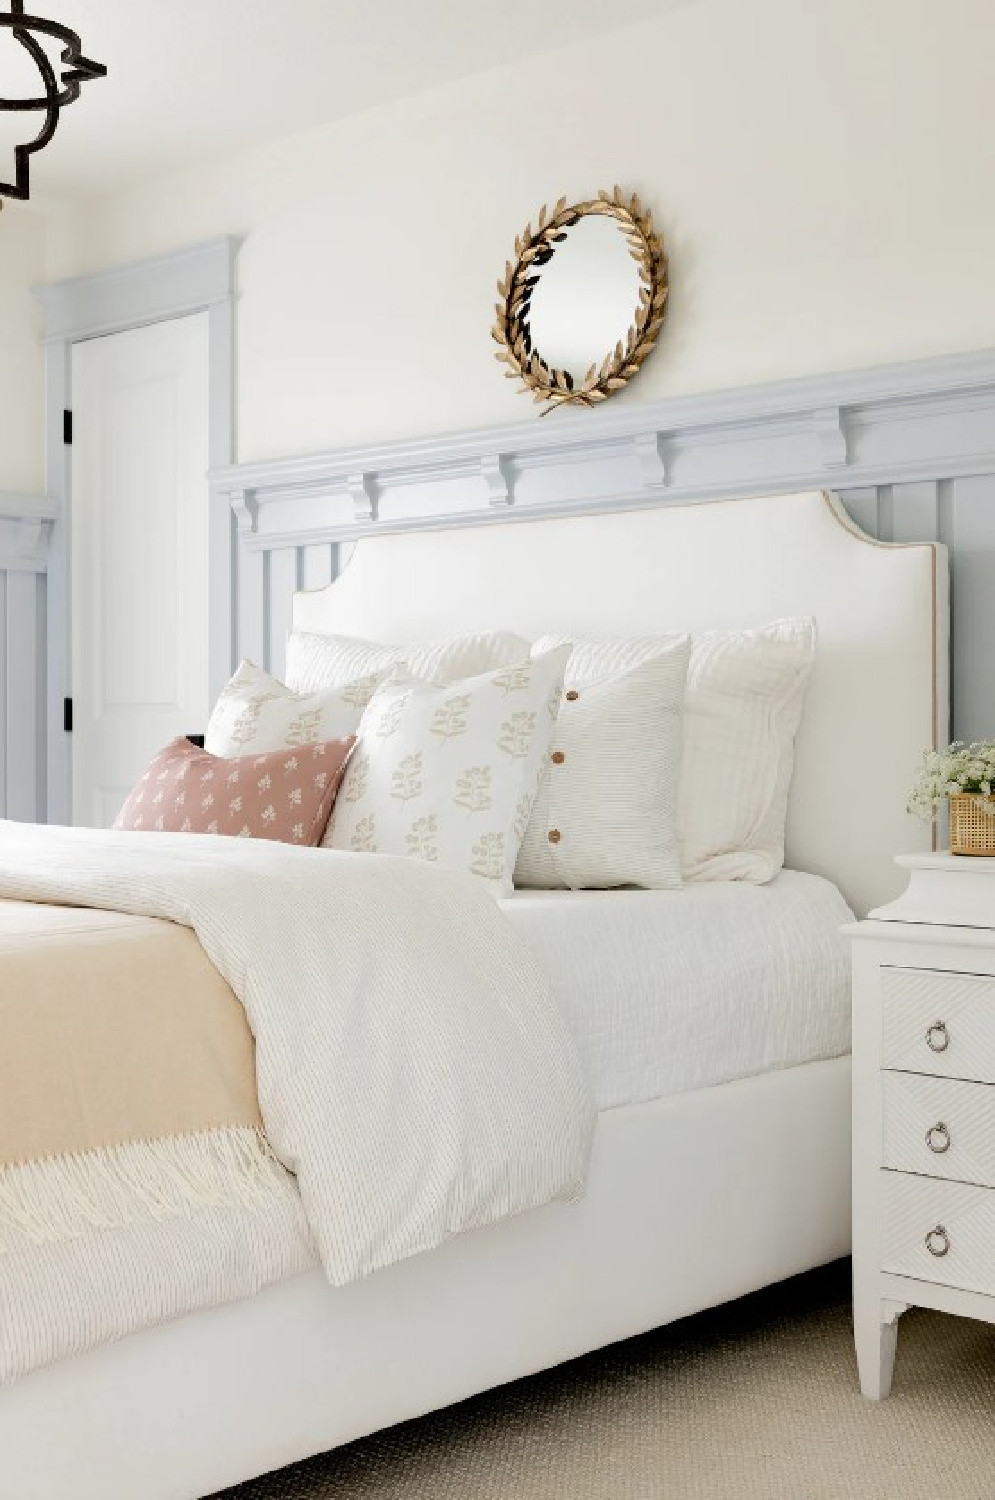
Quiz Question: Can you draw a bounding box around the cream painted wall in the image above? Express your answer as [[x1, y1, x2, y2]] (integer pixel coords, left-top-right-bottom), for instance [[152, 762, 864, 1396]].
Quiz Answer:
[[42, 0, 995, 465], [0, 206, 47, 492]]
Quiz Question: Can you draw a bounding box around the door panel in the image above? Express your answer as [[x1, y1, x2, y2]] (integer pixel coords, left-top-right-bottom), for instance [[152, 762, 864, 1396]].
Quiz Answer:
[[71, 315, 210, 827]]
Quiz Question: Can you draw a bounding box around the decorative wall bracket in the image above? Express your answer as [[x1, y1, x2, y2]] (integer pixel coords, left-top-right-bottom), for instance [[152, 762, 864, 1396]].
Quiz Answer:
[[0, 493, 57, 570], [346, 473, 377, 523], [480, 454, 513, 507], [230, 489, 259, 535], [633, 431, 673, 489], [812, 406, 849, 469]]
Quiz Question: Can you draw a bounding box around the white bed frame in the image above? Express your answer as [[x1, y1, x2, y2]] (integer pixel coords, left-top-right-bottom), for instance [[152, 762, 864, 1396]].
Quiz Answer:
[[0, 491, 946, 1500]]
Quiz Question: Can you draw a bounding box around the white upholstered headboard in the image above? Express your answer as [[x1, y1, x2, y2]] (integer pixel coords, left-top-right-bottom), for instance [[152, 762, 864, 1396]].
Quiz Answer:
[[292, 490, 948, 916]]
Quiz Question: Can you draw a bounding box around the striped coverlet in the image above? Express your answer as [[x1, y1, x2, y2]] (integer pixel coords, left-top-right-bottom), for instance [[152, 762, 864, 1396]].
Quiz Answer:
[[0, 821, 594, 1381]]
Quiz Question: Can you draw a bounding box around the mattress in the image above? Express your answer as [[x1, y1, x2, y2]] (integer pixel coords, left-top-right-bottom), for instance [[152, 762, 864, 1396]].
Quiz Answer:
[[502, 870, 854, 1110]]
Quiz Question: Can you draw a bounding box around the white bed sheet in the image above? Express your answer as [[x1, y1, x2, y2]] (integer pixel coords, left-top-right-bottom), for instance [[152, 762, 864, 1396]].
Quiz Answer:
[[502, 870, 854, 1110]]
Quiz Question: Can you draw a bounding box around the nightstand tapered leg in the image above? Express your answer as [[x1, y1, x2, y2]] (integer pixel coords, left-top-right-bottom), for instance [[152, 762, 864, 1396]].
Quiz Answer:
[[854, 1291, 901, 1399]]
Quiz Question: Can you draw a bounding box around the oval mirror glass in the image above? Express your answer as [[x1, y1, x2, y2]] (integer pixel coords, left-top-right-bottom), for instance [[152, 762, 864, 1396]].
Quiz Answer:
[[525, 214, 644, 384]]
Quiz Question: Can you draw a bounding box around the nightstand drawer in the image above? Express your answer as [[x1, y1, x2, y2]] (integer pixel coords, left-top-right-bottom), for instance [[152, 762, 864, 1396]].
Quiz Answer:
[[883, 1072, 995, 1187], [883, 1172, 995, 1294], [882, 967, 995, 1083]]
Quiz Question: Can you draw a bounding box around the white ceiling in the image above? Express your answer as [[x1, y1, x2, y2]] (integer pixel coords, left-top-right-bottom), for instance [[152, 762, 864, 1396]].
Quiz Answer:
[[4, 0, 691, 199]]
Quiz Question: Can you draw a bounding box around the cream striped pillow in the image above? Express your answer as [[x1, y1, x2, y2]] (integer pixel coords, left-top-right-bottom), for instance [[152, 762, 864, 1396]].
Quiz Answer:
[[515, 640, 691, 891], [285, 630, 531, 693], [530, 620, 815, 885]]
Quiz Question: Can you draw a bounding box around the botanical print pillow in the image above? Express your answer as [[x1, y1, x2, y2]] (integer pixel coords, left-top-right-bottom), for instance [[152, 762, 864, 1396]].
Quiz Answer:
[[206, 660, 376, 757], [326, 648, 572, 896], [515, 640, 691, 890], [285, 630, 532, 694], [114, 736, 354, 844]]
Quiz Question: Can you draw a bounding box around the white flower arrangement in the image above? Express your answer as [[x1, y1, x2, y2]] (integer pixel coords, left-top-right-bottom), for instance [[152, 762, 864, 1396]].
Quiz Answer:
[[908, 741, 995, 821]]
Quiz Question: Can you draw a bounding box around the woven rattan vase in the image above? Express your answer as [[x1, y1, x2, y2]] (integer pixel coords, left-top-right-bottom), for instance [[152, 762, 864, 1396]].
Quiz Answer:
[[949, 793, 995, 855]]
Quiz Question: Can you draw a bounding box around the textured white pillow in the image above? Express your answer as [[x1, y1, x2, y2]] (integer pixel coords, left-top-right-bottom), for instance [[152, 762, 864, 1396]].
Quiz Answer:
[[285, 630, 531, 694], [326, 648, 571, 896], [206, 660, 371, 757], [532, 620, 815, 885], [515, 641, 691, 891]]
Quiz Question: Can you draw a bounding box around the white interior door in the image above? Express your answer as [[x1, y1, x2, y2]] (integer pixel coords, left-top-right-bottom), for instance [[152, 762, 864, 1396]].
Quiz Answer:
[[71, 314, 210, 828]]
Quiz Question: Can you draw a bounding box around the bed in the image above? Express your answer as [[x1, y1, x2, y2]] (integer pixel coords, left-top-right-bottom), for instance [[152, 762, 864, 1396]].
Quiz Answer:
[[0, 489, 946, 1500]]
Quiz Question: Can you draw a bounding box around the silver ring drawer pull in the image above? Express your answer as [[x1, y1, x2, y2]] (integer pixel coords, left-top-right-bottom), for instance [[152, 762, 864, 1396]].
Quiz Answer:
[[925, 1224, 950, 1258], [926, 1020, 950, 1053], [926, 1122, 951, 1154]]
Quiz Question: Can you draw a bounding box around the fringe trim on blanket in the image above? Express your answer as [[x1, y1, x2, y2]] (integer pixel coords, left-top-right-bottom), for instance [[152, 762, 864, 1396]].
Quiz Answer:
[[0, 1126, 291, 1252]]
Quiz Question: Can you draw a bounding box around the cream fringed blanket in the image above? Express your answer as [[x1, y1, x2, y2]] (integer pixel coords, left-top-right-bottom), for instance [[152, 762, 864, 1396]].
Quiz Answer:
[[0, 901, 282, 1249], [0, 822, 594, 1290]]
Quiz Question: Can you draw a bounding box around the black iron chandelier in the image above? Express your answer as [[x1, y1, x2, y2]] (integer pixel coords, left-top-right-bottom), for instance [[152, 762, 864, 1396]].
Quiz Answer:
[[0, 0, 106, 202]]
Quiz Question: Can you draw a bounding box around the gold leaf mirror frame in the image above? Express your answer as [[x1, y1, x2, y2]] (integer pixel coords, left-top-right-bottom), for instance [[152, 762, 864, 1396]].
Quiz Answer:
[[491, 186, 669, 414]]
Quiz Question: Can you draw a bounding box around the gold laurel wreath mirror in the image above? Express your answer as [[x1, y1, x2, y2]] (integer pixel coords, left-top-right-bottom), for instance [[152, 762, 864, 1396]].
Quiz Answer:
[[492, 186, 668, 414]]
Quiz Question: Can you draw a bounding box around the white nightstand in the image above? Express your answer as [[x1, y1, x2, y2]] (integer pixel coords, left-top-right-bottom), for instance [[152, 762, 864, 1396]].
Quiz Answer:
[[850, 853, 995, 1398]]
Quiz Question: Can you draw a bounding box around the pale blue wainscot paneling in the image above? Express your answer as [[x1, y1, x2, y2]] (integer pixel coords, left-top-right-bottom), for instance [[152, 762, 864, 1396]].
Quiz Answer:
[[212, 348, 995, 751], [9, 347, 995, 823], [0, 493, 56, 822]]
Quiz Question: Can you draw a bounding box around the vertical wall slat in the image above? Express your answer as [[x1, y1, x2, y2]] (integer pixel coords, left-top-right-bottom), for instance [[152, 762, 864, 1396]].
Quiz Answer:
[[875, 485, 895, 543], [5, 571, 38, 822], [838, 488, 881, 539], [890, 482, 941, 544], [237, 548, 267, 670], [301, 544, 334, 592], [945, 475, 995, 746], [266, 548, 300, 682]]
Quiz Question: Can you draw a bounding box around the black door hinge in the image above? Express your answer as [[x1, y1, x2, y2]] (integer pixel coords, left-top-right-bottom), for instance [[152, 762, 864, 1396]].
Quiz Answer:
[[63, 410, 73, 445], [63, 697, 73, 733]]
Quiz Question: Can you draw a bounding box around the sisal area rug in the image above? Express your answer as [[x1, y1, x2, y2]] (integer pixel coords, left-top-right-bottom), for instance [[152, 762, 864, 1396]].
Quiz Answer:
[[214, 1260, 995, 1500]]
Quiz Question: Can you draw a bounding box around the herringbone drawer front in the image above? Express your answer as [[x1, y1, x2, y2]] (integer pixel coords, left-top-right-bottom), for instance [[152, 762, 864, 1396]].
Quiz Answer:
[[883, 1072, 995, 1187], [882, 1172, 995, 1292], [882, 968, 995, 1083]]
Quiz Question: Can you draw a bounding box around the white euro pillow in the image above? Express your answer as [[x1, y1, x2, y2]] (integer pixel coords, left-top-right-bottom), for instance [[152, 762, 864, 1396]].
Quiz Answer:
[[206, 660, 371, 757], [515, 640, 691, 891], [326, 648, 571, 897], [532, 619, 815, 885], [285, 629, 531, 694]]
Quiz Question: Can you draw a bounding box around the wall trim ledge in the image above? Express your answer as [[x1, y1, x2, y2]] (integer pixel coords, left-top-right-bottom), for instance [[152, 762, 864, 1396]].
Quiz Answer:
[[212, 345, 995, 501], [211, 347, 995, 558]]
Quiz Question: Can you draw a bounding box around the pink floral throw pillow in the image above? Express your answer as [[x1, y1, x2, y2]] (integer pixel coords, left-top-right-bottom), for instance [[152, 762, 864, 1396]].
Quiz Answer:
[[115, 736, 355, 845]]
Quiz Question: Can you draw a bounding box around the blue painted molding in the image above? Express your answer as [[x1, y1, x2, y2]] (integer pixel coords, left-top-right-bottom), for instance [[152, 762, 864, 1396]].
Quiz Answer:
[[0, 493, 53, 823], [32, 236, 241, 345], [212, 346, 995, 553]]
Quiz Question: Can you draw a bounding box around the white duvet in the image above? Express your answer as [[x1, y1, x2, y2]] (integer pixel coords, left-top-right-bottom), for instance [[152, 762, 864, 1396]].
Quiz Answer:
[[0, 823, 595, 1288]]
